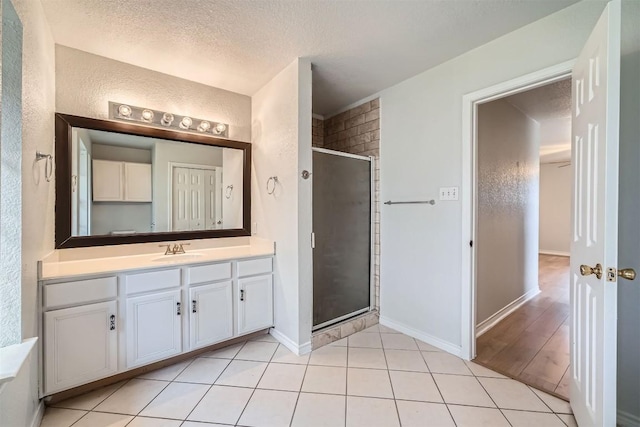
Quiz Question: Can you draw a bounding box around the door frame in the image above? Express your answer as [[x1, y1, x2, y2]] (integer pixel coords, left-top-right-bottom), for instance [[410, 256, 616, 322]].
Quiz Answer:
[[460, 60, 575, 360], [311, 147, 376, 331]]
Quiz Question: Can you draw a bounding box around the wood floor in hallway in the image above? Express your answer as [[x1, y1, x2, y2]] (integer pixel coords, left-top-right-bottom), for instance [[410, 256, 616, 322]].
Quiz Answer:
[[474, 254, 570, 400]]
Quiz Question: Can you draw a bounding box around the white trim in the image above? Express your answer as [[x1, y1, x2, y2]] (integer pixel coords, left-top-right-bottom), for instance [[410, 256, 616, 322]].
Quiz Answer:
[[0, 337, 38, 386], [269, 328, 312, 355], [617, 409, 640, 427], [30, 402, 45, 427], [379, 316, 462, 358], [369, 156, 376, 309], [539, 250, 570, 257], [460, 60, 574, 360], [324, 93, 381, 120], [475, 288, 541, 337], [312, 147, 372, 162], [312, 308, 370, 332]]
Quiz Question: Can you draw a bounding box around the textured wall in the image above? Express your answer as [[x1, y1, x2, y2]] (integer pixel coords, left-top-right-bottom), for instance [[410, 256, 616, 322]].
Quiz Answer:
[[252, 58, 313, 350], [314, 99, 381, 310], [379, 1, 606, 348], [55, 45, 252, 143], [476, 99, 540, 325], [0, 0, 23, 348], [312, 117, 323, 148], [539, 163, 571, 255]]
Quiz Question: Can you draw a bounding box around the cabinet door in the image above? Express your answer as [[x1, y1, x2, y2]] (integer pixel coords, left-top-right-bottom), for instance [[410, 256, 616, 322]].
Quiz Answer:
[[124, 163, 152, 202], [189, 281, 233, 350], [126, 290, 182, 367], [92, 160, 123, 201], [237, 275, 274, 335], [44, 301, 117, 394]]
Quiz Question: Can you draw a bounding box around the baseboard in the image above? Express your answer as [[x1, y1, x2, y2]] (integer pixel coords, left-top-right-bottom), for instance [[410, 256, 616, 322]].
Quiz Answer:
[[269, 328, 312, 356], [476, 287, 541, 337], [30, 401, 45, 427], [617, 409, 640, 427], [539, 250, 570, 257], [379, 316, 462, 357]]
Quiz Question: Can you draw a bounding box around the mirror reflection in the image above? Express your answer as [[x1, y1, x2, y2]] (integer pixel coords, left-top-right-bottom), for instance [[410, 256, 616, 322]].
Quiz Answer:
[[70, 128, 244, 237]]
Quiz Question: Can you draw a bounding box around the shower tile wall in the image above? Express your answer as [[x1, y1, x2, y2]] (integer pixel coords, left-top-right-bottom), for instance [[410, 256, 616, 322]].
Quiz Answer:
[[312, 99, 381, 309]]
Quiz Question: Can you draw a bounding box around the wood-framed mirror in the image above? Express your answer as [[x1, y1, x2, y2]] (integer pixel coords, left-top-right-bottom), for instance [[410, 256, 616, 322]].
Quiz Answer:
[[55, 113, 251, 248]]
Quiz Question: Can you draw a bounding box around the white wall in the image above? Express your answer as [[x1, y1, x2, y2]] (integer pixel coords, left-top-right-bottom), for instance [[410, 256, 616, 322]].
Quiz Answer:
[[617, 0, 640, 420], [0, 0, 55, 425], [379, 0, 607, 352], [539, 163, 572, 255], [222, 148, 244, 229], [55, 45, 251, 143], [476, 99, 540, 325], [251, 58, 313, 352]]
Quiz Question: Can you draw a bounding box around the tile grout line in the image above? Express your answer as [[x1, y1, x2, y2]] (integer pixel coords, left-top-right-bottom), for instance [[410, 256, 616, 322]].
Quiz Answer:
[[287, 343, 312, 427], [419, 349, 458, 427], [379, 330, 403, 426]]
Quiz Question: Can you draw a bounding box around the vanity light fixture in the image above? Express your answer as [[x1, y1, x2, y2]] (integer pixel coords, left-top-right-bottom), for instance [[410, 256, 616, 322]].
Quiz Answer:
[[141, 109, 154, 122], [108, 101, 229, 138]]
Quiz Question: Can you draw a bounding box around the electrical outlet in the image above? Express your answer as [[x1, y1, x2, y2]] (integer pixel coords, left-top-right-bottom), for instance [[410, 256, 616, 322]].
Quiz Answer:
[[439, 186, 459, 201]]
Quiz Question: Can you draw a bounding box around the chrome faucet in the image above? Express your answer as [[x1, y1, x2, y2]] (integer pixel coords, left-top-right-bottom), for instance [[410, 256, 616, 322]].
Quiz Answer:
[[159, 243, 190, 255]]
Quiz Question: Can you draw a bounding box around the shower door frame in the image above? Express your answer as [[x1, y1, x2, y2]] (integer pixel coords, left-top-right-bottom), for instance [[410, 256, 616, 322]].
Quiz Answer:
[[311, 147, 376, 331]]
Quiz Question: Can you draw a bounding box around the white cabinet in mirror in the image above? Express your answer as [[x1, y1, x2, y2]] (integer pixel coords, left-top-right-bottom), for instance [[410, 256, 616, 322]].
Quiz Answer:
[[70, 126, 244, 237]]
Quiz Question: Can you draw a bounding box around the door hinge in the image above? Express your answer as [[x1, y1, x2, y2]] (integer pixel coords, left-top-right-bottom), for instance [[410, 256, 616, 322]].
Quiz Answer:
[[470, 240, 473, 248]]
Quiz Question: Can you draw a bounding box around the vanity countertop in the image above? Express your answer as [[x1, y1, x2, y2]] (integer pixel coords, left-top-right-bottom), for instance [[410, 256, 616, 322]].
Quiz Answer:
[[40, 237, 274, 280]]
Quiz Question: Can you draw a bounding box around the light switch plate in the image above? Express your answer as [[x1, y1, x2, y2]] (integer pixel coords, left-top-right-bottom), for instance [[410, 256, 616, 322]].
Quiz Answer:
[[439, 187, 459, 201]]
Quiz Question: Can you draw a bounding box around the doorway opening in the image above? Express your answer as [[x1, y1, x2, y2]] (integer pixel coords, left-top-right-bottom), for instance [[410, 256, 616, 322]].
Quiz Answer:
[[472, 78, 573, 400]]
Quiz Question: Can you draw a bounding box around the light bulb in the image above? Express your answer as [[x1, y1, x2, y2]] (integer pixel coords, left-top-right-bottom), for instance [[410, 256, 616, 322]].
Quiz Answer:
[[161, 113, 174, 126], [179, 116, 193, 129], [197, 121, 211, 132], [213, 123, 227, 134], [141, 109, 154, 122], [118, 104, 132, 118]]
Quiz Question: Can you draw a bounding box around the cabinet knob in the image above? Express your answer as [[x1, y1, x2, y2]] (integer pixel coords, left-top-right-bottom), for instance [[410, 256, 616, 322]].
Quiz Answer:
[[109, 314, 116, 331], [240, 289, 245, 302], [176, 302, 181, 316], [192, 300, 197, 313]]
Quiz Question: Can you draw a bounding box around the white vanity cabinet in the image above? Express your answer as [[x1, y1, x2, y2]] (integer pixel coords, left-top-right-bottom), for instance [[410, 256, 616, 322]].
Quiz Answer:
[[42, 277, 118, 395], [237, 258, 274, 335], [124, 268, 182, 367], [93, 159, 152, 202], [40, 254, 274, 396]]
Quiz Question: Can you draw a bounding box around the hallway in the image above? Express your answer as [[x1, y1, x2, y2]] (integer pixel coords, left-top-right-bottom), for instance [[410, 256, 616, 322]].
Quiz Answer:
[[474, 255, 570, 399]]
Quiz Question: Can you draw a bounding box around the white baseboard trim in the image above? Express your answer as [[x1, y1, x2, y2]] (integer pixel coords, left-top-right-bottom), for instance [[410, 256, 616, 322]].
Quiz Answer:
[[30, 401, 45, 427], [476, 288, 541, 337], [617, 409, 640, 427], [539, 250, 570, 257], [269, 328, 311, 356], [379, 316, 462, 357]]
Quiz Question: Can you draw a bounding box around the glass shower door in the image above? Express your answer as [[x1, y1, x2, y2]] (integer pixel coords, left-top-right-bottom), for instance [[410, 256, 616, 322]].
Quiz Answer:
[[312, 149, 372, 330]]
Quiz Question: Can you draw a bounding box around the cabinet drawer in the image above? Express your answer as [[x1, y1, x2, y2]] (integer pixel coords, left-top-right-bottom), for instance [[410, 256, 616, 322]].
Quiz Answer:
[[187, 262, 231, 285], [237, 257, 273, 277], [125, 268, 181, 295], [44, 277, 117, 310]]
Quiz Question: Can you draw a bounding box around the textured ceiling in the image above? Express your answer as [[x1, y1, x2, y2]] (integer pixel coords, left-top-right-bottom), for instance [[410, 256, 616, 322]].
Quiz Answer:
[[505, 78, 572, 163], [40, 0, 578, 115]]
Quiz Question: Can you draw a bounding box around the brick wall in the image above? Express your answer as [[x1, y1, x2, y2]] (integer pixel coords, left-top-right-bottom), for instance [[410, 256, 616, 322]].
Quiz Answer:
[[312, 117, 324, 147], [312, 99, 381, 309]]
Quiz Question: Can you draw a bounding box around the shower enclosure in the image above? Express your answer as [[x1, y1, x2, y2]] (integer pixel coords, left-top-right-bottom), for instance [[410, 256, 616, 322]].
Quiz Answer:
[[312, 148, 373, 330]]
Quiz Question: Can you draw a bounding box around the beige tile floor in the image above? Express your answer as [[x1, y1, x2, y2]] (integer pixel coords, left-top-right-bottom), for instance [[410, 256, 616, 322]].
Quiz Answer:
[[41, 325, 577, 427]]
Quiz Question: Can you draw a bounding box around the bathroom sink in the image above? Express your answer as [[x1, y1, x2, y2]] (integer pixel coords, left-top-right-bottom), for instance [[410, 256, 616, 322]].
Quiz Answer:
[[151, 253, 204, 263]]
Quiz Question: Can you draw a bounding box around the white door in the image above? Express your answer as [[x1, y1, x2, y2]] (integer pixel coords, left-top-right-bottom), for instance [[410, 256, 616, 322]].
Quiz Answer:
[[44, 301, 118, 394], [126, 290, 182, 367], [189, 281, 233, 349], [172, 167, 190, 231], [93, 160, 124, 201], [570, 1, 622, 425], [77, 139, 91, 235], [204, 169, 221, 229], [189, 169, 205, 230], [237, 275, 274, 335], [124, 163, 152, 202]]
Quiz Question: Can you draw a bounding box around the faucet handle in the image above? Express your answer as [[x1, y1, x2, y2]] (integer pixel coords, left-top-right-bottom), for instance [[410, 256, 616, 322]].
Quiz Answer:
[[159, 244, 172, 255]]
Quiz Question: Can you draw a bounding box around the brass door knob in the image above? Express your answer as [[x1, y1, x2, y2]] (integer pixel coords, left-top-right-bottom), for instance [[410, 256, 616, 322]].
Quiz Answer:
[[580, 263, 603, 279], [618, 268, 636, 280]]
